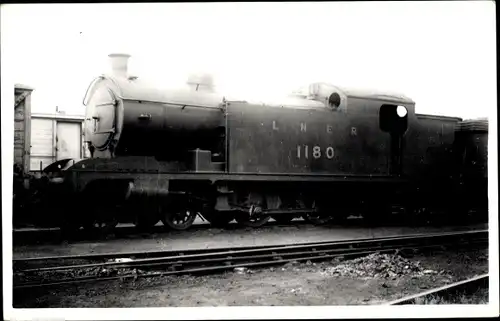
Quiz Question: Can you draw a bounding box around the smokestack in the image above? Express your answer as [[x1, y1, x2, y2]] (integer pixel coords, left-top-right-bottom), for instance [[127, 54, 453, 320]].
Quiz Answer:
[[108, 53, 131, 78]]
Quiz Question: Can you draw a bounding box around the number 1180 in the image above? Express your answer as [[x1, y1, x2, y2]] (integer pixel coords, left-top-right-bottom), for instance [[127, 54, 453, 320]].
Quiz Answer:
[[297, 145, 335, 159]]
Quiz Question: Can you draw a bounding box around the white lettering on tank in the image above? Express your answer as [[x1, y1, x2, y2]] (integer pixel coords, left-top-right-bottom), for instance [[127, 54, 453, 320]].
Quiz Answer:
[[297, 145, 335, 160], [300, 122, 307, 132], [313, 146, 321, 159], [326, 147, 335, 159]]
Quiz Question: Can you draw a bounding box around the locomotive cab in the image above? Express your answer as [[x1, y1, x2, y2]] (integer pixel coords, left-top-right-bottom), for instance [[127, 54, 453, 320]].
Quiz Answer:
[[379, 104, 410, 176]]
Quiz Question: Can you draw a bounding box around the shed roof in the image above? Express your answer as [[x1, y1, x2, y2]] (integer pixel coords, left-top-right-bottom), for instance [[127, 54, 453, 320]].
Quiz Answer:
[[31, 112, 85, 122], [15, 84, 35, 108], [15, 83, 34, 92]]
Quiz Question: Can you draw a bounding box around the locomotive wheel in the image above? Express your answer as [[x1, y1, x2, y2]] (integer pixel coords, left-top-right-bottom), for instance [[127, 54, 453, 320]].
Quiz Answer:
[[235, 210, 271, 228], [84, 219, 119, 233], [234, 192, 271, 228], [161, 204, 197, 231], [82, 204, 119, 235], [302, 213, 331, 225], [300, 200, 332, 225], [80, 181, 128, 235]]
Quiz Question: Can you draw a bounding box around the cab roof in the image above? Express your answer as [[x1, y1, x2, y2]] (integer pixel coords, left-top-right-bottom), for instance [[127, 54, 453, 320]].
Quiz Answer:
[[339, 86, 415, 105]]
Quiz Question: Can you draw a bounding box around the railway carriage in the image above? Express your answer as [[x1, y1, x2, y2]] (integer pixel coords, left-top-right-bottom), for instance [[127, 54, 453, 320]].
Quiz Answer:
[[21, 54, 489, 232]]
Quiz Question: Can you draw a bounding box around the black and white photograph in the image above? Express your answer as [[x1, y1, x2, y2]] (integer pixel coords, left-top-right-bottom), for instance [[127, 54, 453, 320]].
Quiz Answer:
[[2, 1, 498, 320]]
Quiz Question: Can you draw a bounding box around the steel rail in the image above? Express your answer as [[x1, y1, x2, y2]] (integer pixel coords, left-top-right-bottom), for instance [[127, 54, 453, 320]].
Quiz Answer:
[[30, 239, 485, 274], [14, 241, 487, 290], [385, 274, 489, 305], [15, 230, 487, 272], [17, 237, 488, 275], [14, 229, 485, 264], [13, 249, 392, 290], [13, 231, 488, 290]]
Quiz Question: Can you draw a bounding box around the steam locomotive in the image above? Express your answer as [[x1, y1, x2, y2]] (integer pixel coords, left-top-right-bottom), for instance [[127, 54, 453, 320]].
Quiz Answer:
[[21, 54, 489, 233]]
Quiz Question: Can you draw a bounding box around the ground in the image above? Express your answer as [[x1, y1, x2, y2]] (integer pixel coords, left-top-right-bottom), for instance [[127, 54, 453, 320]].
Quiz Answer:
[[414, 288, 489, 305], [14, 247, 488, 308], [12, 222, 487, 259]]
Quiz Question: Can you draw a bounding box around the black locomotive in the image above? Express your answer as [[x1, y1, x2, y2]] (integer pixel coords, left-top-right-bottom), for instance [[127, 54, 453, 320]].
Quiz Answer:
[[17, 54, 489, 232]]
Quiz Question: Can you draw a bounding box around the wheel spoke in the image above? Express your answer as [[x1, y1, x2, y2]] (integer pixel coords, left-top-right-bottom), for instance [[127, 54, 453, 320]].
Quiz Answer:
[[235, 211, 271, 228], [161, 203, 197, 231]]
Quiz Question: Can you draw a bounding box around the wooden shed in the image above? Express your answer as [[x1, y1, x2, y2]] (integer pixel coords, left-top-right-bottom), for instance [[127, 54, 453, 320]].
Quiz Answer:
[[30, 112, 86, 171]]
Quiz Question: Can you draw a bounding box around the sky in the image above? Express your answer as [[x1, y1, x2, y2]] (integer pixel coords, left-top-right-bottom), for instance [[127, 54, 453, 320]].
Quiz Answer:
[[1, 1, 497, 119]]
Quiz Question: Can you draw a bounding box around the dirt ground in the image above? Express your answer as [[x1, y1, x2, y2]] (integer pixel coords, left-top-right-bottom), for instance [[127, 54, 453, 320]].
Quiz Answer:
[[14, 247, 488, 308], [414, 288, 489, 305], [12, 222, 487, 259]]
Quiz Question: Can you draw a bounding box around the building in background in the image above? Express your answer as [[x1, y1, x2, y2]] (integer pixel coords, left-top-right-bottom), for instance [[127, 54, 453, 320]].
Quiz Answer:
[[30, 112, 85, 171], [14, 84, 87, 173], [14, 84, 34, 174]]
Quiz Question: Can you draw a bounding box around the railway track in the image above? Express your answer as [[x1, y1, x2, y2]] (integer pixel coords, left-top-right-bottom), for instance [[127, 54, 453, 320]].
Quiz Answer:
[[13, 229, 488, 291], [386, 274, 489, 305]]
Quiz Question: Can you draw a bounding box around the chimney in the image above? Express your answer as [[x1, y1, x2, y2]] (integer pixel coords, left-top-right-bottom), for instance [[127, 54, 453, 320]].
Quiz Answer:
[[108, 53, 131, 78]]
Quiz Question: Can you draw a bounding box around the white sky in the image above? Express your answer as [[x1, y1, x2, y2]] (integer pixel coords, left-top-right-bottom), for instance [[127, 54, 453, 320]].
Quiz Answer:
[[1, 2, 497, 119]]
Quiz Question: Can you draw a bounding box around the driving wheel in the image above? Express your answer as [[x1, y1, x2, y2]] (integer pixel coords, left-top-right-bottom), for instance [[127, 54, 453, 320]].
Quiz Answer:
[[161, 199, 197, 231]]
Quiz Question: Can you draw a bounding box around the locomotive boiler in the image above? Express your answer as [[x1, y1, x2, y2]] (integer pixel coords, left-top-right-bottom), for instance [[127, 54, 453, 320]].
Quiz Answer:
[[36, 53, 488, 232]]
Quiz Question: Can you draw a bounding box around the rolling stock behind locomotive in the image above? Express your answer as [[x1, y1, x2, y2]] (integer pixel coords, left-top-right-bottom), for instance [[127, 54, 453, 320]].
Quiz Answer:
[[22, 54, 489, 232]]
